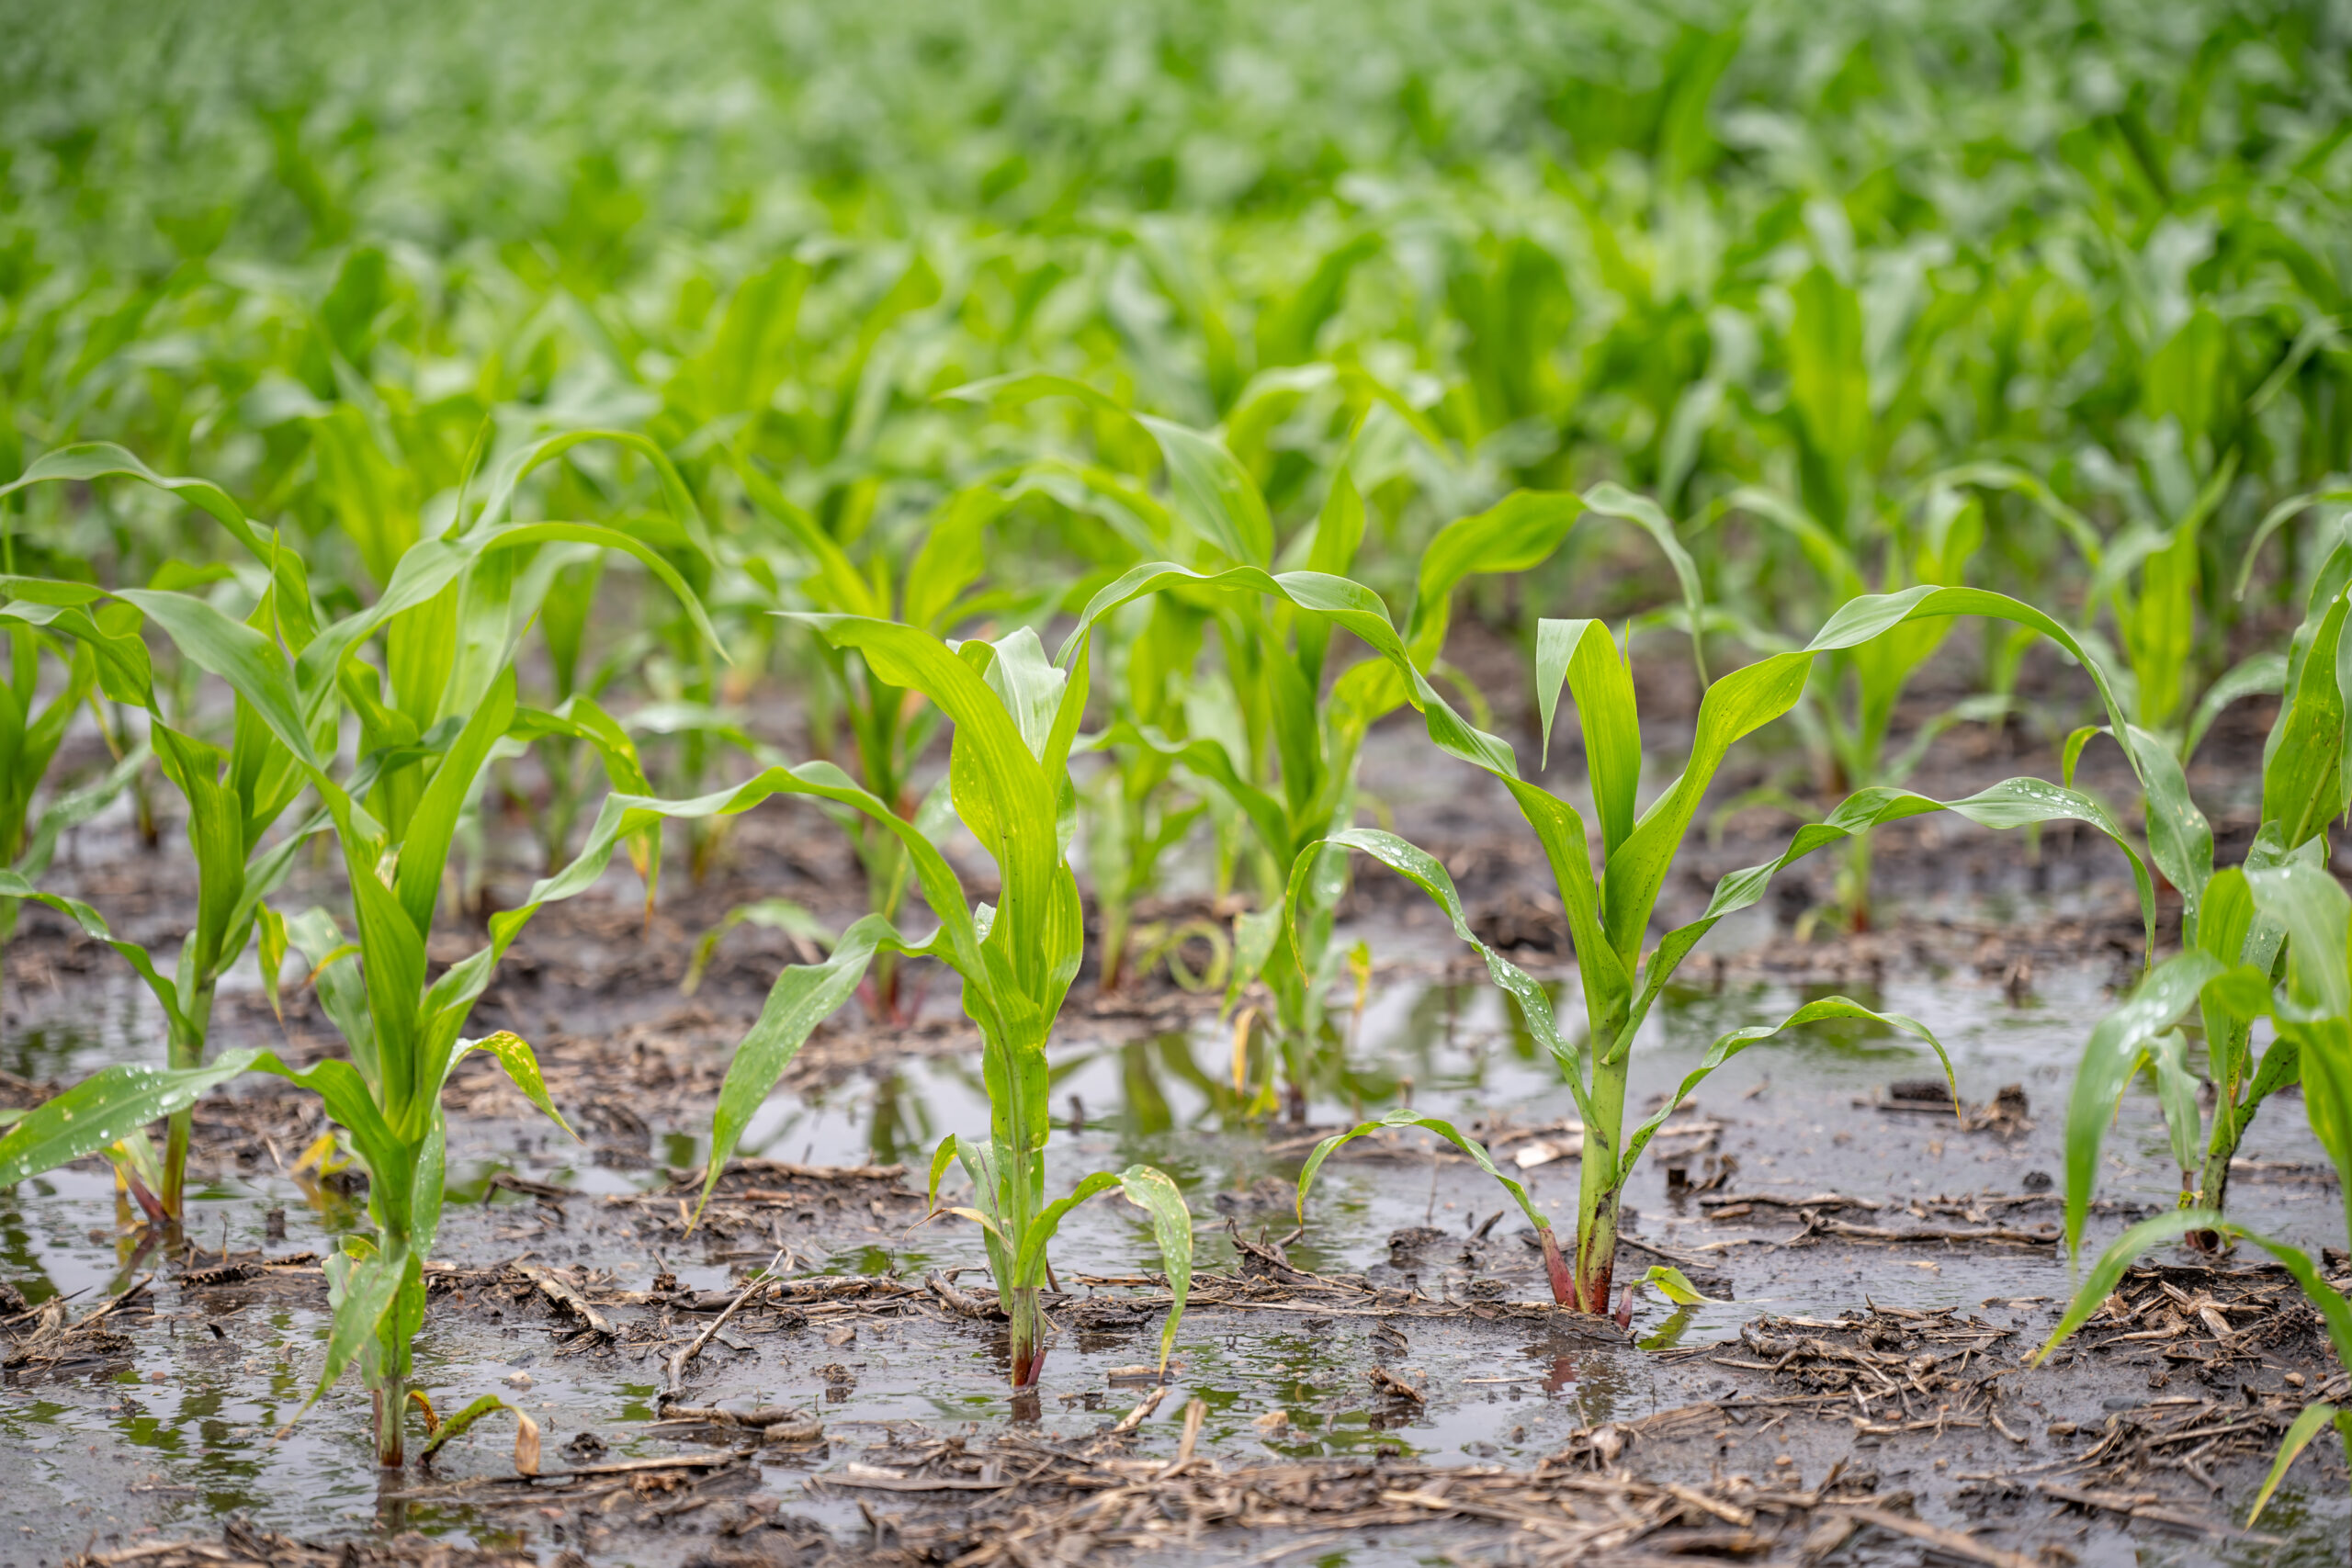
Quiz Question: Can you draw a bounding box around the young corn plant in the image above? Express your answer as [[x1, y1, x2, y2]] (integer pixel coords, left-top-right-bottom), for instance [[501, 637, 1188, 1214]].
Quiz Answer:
[[1, 453, 335, 1218], [1084, 592, 1213, 995], [2054, 509, 2352, 1235], [1067, 567, 2156, 1311], [557, 616, 1193, 1391], [2034, 860, 2352, 1527]]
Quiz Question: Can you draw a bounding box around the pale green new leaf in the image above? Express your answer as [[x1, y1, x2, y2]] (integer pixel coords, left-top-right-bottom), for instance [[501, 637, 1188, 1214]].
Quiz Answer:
[[698, 914, 956, 1224], [1643, 1265, 1718, 1305], [1115, 1167, 1193, 1374]]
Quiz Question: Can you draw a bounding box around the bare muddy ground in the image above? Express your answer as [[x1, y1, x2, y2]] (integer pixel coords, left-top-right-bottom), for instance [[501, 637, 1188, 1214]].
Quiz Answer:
[[4, 670, 2347, 1566]]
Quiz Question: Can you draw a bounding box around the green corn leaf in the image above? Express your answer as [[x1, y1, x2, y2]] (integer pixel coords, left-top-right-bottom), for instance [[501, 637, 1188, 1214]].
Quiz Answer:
[[11, 744, 149, 883], [255, 904, 289, 1022], [940, 369, 1133, 419], [444, 1032, 572, 1138], [339, 842, 427, 1123], [2234, 486, 2352, 602], [150, 723, 244, 983], [1623, 998, 1951, 1179], [1489, 774, 1625, 1018], [2249, 861, 2352, 1017], [683, 898, 833, 995], [1085, 722, 1290, 866], [1057, 560, 1519, 780], [738, 462, 885, 619], [904, 487, 1007, 632], [2145, 1031, 2205, 1176], [793, 617, 1056, 897], [1405, 491, 1589, 669], [2184, 651, 2286, 763], [0, 871, 191, 1040], [2284, 1014, 2352, 1248], [464, 428, 712, 558], [698, 914, 957, 1224], [393, 666, 517, 937], [1619, 779, 2155, 1070], [0, 1048, 263, 1188], [1807, 586, 2135, 738], [1136, 415, 1273, 568], [1600, 648, 1812, 957], [973, 626, 1068, 761], [2260, 588, 2348, 849], [2062, 951, 2226, 1256], [1789, 265, 1868, 524], [0, 598, 155, 707], [1579, 483, 1708, 679], [532, 761, 996, 1036], [2248, 1403, 2344, 1524], [926, 1133, 961, 1212], [1296, 1108, 1549, 1238], [0, 576, 107, 607], [1306, 461, 1366, 578], [2120, 726, 2212, 936], [2056, 724, 2209, 938], [2037, 1216, 2352, 1384], [1291, 829, 1597, 1127], [946, 378, 1272, 566], [1714, 485, 1865, 598], [1532, 617, 1638, 847], [285, 908, 378, 1081], [1225, 903, 1283, 1018], [249, 1053, 415, 1228], [297, 519, 725, 726], [0, 444, 277, 571], [1013, 1170, 1124, 1283], [1116, 1166, 1193, 1374], [115, 590, 322, 771], [1642, 1265, 1718, 1305], [313, 1240, 412, 1412]]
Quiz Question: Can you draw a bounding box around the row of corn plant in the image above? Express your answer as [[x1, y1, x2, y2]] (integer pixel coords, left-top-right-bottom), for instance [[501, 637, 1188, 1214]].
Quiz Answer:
[[2037, 858, 2352, 1524], [1044, 550, 2160, 1311]]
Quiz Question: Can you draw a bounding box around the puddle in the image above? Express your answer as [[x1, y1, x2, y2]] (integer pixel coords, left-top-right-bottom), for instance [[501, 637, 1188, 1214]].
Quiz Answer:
[[3, 952, 2343, 1562]]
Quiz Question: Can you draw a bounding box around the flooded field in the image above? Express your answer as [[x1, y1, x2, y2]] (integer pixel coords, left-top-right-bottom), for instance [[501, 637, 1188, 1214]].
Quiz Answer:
[[6, 886, 2345, 1566]]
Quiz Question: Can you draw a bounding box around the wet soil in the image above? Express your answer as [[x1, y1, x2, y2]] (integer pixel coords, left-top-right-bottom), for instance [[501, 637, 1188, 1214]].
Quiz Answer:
[[4, 661, 2348, 1566]]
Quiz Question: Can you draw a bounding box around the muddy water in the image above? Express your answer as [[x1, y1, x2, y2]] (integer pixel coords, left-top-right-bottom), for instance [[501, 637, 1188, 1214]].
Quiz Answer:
[[3, 942, 2346, 1564]]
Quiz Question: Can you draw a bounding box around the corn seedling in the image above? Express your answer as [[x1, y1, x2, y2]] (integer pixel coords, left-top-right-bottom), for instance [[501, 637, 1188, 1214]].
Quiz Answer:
[[2057, 512, 2352, 1235], [552, 615, 1193, 1391], [2037, 860, 2352, 1523]]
